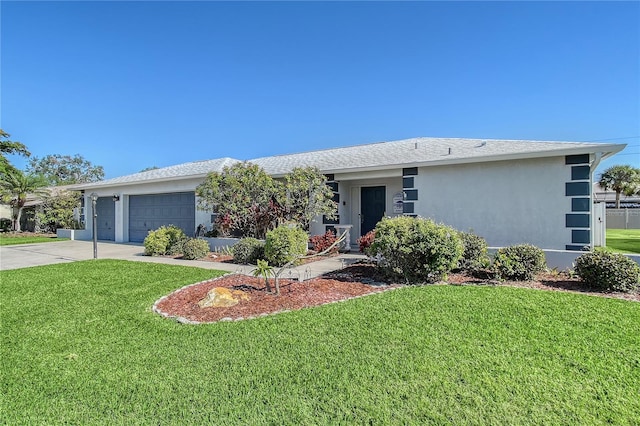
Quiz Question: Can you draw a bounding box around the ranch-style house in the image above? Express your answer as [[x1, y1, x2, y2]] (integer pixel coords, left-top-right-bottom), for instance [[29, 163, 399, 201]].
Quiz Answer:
[[73, 137, 624, 251]]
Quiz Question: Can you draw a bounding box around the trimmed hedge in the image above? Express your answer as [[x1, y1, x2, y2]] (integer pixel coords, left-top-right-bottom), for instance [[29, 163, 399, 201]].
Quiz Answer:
[[575, 251, 639, 292], [182, 238, 211, 260], [457, 231, 489, 272], [143, 225, 187, 256], [493, 244, 546, 281], [167, 236, 190, 256], [369, 216, 463, 284], [264, 225, 308, 267], [232, 237, 265, 265]]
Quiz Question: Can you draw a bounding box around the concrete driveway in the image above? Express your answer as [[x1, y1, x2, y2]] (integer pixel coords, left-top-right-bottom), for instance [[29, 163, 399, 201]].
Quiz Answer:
[[0, 240, 363, 277], [0, 240, 237, 272]]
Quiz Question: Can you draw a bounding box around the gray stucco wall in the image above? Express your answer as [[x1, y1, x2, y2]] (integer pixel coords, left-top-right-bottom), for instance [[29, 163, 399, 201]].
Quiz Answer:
[[414, 156, 571, 250]]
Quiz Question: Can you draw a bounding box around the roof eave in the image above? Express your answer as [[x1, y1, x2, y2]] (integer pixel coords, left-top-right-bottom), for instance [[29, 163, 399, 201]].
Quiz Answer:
[[70, 173, 211, 191], [315, 143, 626, 176]]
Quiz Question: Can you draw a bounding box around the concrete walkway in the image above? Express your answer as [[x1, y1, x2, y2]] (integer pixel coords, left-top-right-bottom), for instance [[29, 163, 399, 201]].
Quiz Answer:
[[0, 240, 365, 278]]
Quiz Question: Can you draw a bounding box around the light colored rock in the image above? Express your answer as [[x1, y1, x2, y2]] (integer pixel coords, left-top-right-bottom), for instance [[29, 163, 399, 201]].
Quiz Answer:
[[198, 287, 250, 308]]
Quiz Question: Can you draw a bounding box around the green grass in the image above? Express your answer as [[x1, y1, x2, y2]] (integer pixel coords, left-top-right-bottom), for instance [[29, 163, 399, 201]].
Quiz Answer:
[[602, 229, 640, 254], [2, 260, 639, 424], [0, 233, 68, 246]]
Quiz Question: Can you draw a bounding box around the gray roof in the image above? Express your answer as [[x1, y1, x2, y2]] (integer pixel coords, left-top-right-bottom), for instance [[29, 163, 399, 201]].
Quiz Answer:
[[75, 137, 624, 189], [251, 137, 623, 176], [74, 157, 239, 189]]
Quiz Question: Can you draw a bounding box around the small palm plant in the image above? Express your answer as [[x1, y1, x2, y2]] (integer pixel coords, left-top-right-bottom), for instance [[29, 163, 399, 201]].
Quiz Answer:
[[251, 259, 275, 294]]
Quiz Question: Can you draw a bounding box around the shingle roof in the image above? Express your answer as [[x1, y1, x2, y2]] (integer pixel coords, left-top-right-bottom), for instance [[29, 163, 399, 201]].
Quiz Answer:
[[250, 137, 624, 175], [74, 157, 240, 188], [75, 137, 624, 188]]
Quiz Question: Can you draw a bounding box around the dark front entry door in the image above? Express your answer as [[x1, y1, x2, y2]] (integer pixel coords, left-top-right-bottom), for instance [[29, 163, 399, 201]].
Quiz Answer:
[[361, 186, 386, 236], [96, 197, 115, 241]]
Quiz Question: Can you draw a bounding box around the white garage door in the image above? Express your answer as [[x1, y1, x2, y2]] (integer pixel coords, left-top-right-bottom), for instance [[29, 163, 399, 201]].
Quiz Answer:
[[129, 192, 195, 243]]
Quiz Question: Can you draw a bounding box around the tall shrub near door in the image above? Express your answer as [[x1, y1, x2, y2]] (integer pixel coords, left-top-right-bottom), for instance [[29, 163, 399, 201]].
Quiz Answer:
[[369, 216, 463, 283], [264, 224, 308, 267]]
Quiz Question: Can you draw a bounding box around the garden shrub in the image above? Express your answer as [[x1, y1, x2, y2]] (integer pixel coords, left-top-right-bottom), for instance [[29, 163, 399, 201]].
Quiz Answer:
[[0, 218, 11, 232], [264, 224, 308, 267], [309, 230, 338, 254], [164, 225, 187, 247], [143, 230, 170, 256], [167, 236, 190, 256], [457, 231, 489, 272], [232, 237, 266, 265], [369, 216, 463, 284], [574, 251, 639, 292], [493, 244, 546, 281], [357, 230, 376, 254], [182, 238, 211, 260], [143, 225, 187, 256]]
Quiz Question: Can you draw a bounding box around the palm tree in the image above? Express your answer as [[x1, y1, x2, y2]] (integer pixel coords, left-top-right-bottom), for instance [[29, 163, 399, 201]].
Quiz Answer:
[[0, 169, 49, 231], [598, 165, 639, 209]]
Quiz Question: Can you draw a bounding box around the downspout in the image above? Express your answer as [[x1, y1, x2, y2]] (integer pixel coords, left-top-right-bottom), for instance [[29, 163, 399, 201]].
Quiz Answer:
[[589, 152, 603, 250]]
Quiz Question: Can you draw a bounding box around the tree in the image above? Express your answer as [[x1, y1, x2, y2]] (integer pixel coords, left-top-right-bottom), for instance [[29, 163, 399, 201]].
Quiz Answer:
[[27, 154, 104, 185], [196, 162, 281, 238], [0, 129, 30, 176], [598, 165, 640, 208], [35, 190, 82, 233], [280, 167, 337, 231], [0, 169, 49, 232]]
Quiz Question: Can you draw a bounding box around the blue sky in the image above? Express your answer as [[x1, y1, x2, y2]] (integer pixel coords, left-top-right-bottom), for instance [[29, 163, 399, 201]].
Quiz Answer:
[[1, 1, 638, 179]]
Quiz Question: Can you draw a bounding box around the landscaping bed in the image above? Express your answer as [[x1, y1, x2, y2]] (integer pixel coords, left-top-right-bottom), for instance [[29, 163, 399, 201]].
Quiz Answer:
[[154, 263, 639, 324], [154, 271, 400, 323]]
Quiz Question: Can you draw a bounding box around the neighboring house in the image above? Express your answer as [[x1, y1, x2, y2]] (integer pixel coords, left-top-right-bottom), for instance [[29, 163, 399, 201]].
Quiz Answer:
[[72, 137, 624, 251], [592, 183, 640, 208], [5, 185, 80, 232]]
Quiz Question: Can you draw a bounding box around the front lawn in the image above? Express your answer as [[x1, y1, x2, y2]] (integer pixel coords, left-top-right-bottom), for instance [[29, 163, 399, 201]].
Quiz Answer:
[[0, 233, 68, 246], [604, 228, 640, 254], [1, 260, 639, 424]]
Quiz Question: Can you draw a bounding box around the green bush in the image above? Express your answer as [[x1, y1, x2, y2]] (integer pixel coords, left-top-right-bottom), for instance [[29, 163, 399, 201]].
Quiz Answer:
[[369, 216, 463, 284], [143, 225, 187, 256], [0, 218, 11, 232], [232, 237, 266, 265], [264, 224, 308, 267], [167, 236, 190, 256], [165, 225, 187, 247], [457, 231, 489, 272], [143, 231, 170, 256], [493, 244, 546, 281], [182, 238, 211, 260], [574, 251, 640, 292]]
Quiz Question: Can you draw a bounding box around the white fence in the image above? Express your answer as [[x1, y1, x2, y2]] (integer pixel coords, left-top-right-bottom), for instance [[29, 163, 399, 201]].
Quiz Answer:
[[606, 209, 640, 229]]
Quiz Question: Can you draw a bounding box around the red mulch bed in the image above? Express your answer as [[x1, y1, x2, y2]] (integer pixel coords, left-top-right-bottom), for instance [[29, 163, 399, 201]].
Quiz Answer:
[[154, 264, 638, 324], [446, 270, 640, 302], [178, 251, 339, 265], [154, 266, 400, 323]]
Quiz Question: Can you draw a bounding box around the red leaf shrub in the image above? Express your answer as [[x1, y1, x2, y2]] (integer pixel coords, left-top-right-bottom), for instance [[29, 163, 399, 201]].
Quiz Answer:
[[310, 230, 338, 254], [357, 230, 376, 253]]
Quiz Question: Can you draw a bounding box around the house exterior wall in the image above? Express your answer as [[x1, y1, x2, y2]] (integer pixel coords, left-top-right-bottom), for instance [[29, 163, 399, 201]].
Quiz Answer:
[[76, 152, 599, 251], [413, 156, 573, 250], [84, 178, 203, 242], [309, 176, 403, 245], [0, 204, 11, 220]]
